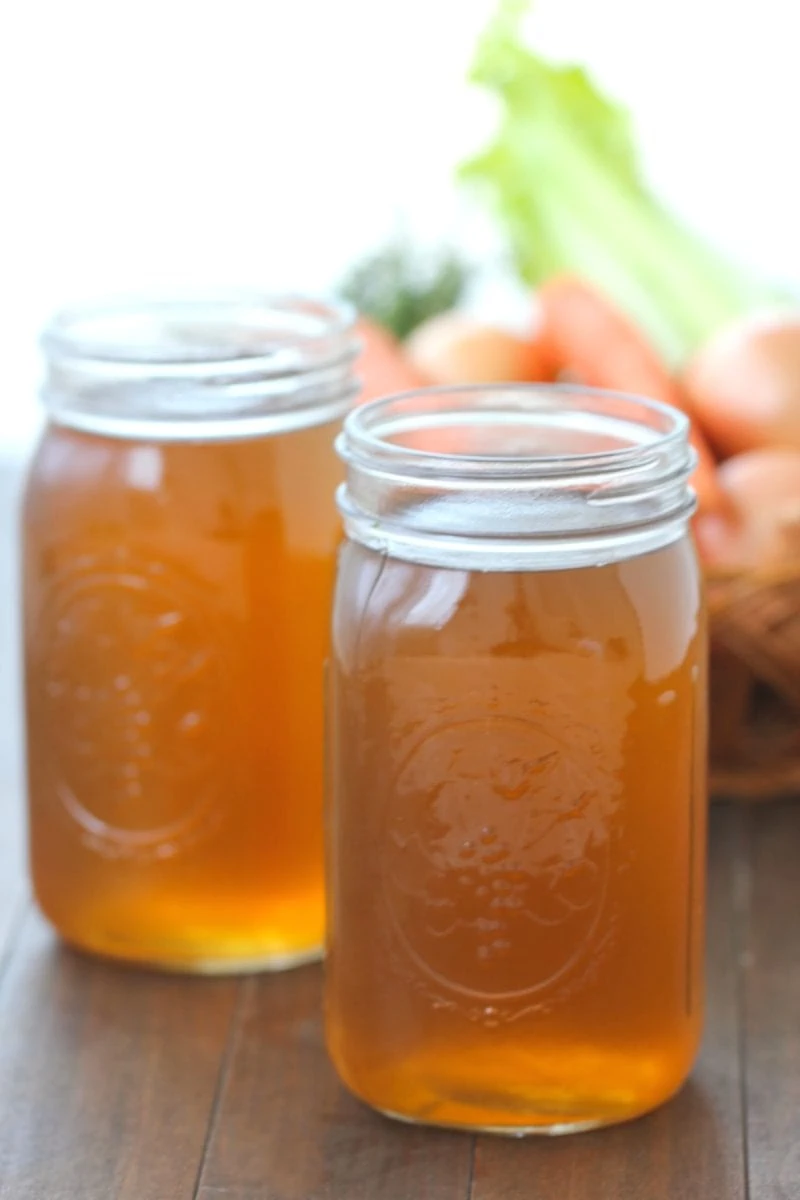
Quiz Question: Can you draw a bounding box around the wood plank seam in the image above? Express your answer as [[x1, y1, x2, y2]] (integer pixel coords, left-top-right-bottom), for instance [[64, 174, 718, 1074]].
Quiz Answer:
[[0, 896, 31, 997], [465, 1136, 477, 1200], [192, 977, 252, 1200], [734, 808, 753, 1200]]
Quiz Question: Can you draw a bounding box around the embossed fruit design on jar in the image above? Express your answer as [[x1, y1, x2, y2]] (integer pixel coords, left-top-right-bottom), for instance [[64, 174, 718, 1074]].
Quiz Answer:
[[23, 293, 357, 972], [326, 386, 707, 1133]]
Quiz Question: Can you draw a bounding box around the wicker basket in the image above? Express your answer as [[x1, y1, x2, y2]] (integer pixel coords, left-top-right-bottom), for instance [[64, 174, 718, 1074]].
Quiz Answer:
[[708, 556, 800, 799]]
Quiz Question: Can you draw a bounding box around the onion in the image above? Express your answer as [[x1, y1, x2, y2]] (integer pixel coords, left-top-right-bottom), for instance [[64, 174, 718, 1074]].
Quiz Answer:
[[695, 447, 800, 570], [684, 314, 800, 456], [405, 312, 547, 386]]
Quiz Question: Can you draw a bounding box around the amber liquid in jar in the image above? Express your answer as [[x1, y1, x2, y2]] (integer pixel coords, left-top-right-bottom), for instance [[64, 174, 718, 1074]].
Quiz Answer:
[[326, 387, 707, 1133], [24, 295, 353, 972], [328, 542, 706, 1131]]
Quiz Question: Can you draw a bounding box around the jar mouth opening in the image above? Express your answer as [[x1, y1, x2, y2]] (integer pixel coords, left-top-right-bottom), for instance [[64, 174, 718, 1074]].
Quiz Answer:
[[39, 291, 360, 439], [42, 290, 356, 377], [339, 384, 689, 480]]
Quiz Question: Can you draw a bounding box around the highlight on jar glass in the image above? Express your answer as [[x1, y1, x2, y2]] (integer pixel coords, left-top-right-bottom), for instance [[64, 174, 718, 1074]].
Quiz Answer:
[[325, 385, 708, 1134], [23, 292, 358, 973]]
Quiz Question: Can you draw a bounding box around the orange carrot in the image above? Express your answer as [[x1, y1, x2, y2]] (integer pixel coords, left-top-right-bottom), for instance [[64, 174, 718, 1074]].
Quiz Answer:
[[537, 276, 725, 516], [355, 317, 430, 404]]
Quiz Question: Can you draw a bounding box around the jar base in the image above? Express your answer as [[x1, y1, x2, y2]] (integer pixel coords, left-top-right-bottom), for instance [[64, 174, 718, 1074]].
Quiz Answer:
[[34, 883, 326, 976], [375, 1106, 614, 1137], [56, 931, 324, 976], [329, 1045, 693, 1138]]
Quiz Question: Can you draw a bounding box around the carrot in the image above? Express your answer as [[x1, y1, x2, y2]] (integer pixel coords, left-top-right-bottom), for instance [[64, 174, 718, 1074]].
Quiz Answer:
[[537, 276, 725, 516], [355, 317, 430, 404]]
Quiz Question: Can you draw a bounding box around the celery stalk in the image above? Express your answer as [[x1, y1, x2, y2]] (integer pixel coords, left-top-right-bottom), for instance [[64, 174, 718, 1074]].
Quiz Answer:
[[459, 0, 783, 365]]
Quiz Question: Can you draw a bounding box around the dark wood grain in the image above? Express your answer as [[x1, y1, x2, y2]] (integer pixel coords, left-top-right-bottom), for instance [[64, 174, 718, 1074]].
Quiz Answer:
[[0, 913, 239, 1200], [741, 802, 800, 1200], [195, 964, 475, 1200], [469, 805, 748, 1200]]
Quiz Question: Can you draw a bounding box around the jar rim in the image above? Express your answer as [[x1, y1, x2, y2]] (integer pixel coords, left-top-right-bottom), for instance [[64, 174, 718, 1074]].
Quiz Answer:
[[336, 385, 697, 570], [40, 290, 360, 439], [42, 290, 356, 369], [338, 383, 690, 481]]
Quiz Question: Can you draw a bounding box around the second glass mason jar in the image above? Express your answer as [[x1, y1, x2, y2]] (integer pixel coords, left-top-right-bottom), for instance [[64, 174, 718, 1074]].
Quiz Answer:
[[326, 385, 708, 1134], [23, 292, 357, 972]]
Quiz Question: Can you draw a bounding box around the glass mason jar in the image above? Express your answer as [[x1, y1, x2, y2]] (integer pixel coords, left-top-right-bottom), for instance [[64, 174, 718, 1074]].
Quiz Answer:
[[23, 292, 357, 973], [326, 385, 708, 1134]]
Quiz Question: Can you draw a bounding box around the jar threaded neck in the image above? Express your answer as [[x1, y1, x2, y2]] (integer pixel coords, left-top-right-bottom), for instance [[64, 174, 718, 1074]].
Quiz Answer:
[[41, 292, 359, 440], [336, 385, 697, 570]]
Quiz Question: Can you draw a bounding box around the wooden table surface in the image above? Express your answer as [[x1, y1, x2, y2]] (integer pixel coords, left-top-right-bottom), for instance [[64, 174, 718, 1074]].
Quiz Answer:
[[0, 799, 798, 1200]]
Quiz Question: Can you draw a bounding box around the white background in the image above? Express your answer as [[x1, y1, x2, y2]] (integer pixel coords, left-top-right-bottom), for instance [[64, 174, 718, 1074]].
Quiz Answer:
[[0, 0, 797, 820], [1, 0, 798, 453]]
